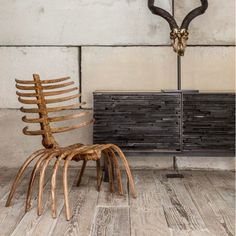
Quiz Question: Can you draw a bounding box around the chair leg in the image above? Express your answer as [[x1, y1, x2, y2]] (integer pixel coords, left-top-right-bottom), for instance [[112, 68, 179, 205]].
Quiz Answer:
[[25, 152, 50, 212], [63, 158, 72, 221], [51, 152, 69, 219], [76, 160, 87, 187], [5, 149, 46, 207], [63, 146, 91, 220], [108, 148, 124, 195], [38, 153, 58, 216], [110, 145, 137, 198], [105, 152, 114, 193], [96, 159, 102, 191]]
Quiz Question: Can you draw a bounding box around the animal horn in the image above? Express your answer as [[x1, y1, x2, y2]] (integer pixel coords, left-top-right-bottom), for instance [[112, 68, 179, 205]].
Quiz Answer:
[[181, 0, 208, 29], [147, 0, 178, 30]]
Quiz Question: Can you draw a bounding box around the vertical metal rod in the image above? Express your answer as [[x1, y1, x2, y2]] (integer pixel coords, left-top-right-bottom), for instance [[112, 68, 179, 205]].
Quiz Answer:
[[177, 55, 181, 90], [78, 47, 82, 105]]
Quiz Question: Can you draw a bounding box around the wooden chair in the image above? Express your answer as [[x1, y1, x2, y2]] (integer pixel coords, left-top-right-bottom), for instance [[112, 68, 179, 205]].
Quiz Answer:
[[5, 74, 136, 220]]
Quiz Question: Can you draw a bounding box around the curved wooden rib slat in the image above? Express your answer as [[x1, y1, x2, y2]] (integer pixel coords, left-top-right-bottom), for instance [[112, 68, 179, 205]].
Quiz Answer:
[[48, 111, 90, 122], [16, 84, 36, 90], [51, 119, 94, 134], [22, 111, 90, 123], [63, 146, 93, 220], [104, 151, 114, 192], [23, 118, 93, 135], [41, 77, 70, 84], [106, 148, 124, 195], [110, 145, 137, 198], [25, 152, 51, 211], [20, 102, 86, 113], [23, 126, 45, 135], [15, 77, 70, 84], [18, 94, 81, 105], [22, 116, 44, 123], [38, 152, 59, 215], [42, 87, 78, 96], [16, 87, 78, 97], [18, 97, 39, 104], [16, 91, 39, 97], [45, 94, 81, 104], [51, 150, 72, 218], [5, 149, 47, 207], [16, 81, 74, 90]]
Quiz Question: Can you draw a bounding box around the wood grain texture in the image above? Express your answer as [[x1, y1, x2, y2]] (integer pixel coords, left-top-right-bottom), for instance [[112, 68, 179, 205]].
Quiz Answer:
[[205, 171, 235, 209], [0, 168, 234, 236], [91, 207, 130, 236], [153, 170, 206, 231], [183, 171, 235, 236], [93, 92, 181, 152], [10, 168, 76, 236], [0, 167, 17, 201], [97, 171, 128, 207], [93, 92, 235, 154], [130, 170, 169, 236], [51, 171, 99, 236], [0, 167, 47, 236]]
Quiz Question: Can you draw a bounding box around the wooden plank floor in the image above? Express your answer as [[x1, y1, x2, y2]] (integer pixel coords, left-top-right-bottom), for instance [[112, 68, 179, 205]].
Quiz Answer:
[[0, 167, 235, 236]]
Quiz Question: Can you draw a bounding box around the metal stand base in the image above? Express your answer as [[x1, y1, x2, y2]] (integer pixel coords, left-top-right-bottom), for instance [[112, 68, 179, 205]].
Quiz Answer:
[[166, 156, 184, 178]]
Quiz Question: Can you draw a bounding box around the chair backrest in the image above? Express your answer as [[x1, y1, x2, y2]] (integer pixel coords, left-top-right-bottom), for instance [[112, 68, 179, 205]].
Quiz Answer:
[[15, 74, 93, 148]]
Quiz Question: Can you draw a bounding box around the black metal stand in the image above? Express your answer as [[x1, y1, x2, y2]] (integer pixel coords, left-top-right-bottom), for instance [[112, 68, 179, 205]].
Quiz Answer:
[[177, 55, 181, 90], [166, 56, 184, 179]]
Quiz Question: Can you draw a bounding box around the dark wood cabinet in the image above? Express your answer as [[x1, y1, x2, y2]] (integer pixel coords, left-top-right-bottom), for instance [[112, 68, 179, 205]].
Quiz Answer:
[[93, 92, 235, 155]]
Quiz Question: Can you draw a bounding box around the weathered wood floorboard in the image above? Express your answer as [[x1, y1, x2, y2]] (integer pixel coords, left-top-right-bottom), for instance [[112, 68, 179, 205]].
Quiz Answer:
[[205, 171, 235, 209], [91, 207, 130, 236], [130, 170, 170, 236], [153, 170, 206, 232], [0, 168, 234, 236], [0, 167, 19, 201], [51, 170, 99, 236], [0, 167, 36, 236], [97, 171, 128, 207], [183, 171, 235, 236], [10, 167, 77, 236]]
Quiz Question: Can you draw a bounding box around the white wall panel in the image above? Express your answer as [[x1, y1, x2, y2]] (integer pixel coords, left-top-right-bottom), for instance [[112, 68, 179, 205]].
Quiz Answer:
[[82, 47, 177, 107], [182, 47, 235, 91], [175, 0, 235, 45], [0, 0, 172, 45], [0, 47, 79, 108]]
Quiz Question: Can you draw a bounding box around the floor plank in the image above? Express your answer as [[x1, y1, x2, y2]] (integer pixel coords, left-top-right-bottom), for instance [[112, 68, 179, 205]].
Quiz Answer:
[[97, 171, 128, 207], [0, 167, 36, 236], [91, 207, 130, 236], [183, 171, 235, 236], [169, 229, 212, 236], [11, 167, 77, 236], [153, 171, 206, 232], [51, 170, 99, 236], [0, 167, 18, 201], [0, 168, 234, 236], [205, 171, 235, 209], [130, 170, 170, 236]]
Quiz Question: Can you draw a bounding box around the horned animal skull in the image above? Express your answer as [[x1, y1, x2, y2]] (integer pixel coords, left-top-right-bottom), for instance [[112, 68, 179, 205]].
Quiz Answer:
[[148, 0, 208, 56]]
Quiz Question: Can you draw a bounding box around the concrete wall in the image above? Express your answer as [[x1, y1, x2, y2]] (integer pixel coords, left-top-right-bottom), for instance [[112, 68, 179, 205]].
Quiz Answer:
[[0, 0, 235, 169]]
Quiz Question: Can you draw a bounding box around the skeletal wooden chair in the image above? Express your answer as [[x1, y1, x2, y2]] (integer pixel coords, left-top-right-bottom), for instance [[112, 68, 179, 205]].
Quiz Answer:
[[5, 74, 136, 220]]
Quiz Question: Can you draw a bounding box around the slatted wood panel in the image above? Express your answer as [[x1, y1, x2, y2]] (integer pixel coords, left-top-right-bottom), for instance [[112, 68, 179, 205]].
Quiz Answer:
[[94, 92, 235, 154], [93, 92, 181, 152], [183, 93, 235, 152]]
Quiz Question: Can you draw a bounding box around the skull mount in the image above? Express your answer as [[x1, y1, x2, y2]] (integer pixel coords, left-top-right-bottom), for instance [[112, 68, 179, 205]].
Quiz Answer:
[[170, 28, 189, 56], [148, 0, 208, 56]]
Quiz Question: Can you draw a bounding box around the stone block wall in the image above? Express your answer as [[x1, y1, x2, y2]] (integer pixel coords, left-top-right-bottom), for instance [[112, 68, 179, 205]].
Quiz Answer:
[[0, 0, 234, 168]]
